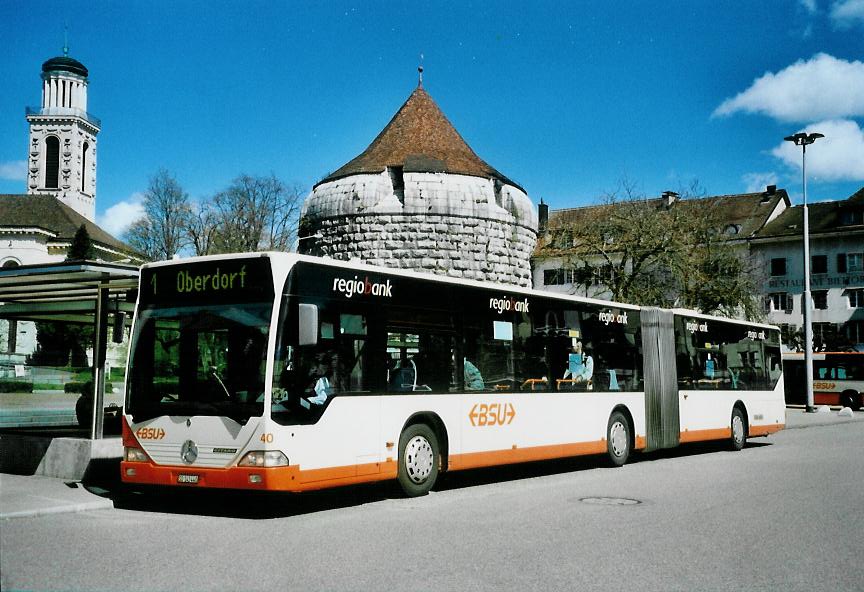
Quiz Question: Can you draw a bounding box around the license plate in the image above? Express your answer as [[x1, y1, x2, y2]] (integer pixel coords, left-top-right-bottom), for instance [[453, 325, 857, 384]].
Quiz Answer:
[[177, 474, 199, 484]]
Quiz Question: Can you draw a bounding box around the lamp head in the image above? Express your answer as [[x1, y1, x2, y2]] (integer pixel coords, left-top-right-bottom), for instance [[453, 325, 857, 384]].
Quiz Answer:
[[784, 132, 824, 146]]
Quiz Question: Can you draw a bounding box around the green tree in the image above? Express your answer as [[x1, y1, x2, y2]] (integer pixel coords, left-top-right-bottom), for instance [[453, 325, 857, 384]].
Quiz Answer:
[[67, 224, 95, 260]]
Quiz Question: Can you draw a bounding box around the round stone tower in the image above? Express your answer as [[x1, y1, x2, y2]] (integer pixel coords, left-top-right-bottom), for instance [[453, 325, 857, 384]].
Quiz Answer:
[[299, 78, 537, 287]]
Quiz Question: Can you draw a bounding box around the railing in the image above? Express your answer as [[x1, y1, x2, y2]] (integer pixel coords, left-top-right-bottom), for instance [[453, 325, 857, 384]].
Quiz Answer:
[[25, 106, 101, 129]]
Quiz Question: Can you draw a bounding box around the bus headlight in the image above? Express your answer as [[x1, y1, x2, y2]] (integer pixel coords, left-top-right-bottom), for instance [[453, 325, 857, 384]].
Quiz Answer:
[[124, 447, 149, 463], [238, 451, 289, 467]]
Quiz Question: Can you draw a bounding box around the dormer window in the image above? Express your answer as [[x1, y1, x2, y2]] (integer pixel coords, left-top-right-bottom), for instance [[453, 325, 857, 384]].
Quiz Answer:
[[724, 224, 741, 236]]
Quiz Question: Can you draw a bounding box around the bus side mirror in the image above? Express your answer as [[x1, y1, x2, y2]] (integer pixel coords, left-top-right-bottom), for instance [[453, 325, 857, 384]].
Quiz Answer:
[[298, 303, 318, 346]]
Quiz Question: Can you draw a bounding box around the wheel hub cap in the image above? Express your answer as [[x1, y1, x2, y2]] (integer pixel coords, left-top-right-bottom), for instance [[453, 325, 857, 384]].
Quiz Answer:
[[405, 435, 434, 483], [733, 415, 744, 444], [610, 422, 627, 457]]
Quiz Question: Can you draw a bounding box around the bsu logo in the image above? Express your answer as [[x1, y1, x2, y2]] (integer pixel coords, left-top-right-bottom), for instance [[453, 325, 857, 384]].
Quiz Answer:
[[468, 402, 516, 427]]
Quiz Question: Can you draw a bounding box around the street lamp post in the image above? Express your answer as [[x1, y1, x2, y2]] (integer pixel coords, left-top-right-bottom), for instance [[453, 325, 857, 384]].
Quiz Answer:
[[784, 131, 824, 413]]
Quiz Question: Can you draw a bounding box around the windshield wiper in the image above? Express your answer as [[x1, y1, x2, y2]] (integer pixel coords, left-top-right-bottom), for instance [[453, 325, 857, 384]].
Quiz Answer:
[[210, 366, 232, 399]]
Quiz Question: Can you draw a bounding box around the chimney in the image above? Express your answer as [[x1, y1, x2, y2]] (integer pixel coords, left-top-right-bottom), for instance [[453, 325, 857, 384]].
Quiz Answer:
[[538, 199, 549, 232], [761, 185, 777, 203]]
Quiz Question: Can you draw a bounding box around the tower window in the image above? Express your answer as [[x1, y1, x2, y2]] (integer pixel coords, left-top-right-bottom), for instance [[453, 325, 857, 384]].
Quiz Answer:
[[388, 166, 404, 205], [45, 136, 60, 189]]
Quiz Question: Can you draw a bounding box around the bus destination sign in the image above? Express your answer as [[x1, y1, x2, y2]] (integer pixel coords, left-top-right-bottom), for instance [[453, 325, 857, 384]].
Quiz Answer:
[[140, 257, 274, 305]]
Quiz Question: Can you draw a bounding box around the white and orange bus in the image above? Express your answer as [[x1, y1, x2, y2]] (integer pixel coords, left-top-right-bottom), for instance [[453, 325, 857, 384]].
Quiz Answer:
[[783, 352, 864, 410], [121, 253, 785, 496]]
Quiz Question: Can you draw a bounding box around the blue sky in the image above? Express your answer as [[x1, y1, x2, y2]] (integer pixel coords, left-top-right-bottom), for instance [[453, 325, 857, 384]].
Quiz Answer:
[[1, 1, 863, 236]]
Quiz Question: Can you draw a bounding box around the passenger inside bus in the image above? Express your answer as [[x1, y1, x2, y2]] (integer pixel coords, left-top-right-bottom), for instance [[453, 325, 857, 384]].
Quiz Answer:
[[389, 358, 417, 391], [463, 357, 484, 390], [304, 351, 336, 407], [559, 341, 594, 390]]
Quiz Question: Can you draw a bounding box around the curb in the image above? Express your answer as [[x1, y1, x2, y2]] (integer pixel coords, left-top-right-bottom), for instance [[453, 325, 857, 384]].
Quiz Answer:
[[1, 498, 113, 520]]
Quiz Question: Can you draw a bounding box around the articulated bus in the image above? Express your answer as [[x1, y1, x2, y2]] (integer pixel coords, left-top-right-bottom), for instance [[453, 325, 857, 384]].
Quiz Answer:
[[121, 253, 785, 496], [783, 352, 864, 410]]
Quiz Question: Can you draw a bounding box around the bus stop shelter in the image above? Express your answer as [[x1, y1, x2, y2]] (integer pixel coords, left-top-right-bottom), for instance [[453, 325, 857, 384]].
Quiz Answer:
[[0, 260, 139, 477]]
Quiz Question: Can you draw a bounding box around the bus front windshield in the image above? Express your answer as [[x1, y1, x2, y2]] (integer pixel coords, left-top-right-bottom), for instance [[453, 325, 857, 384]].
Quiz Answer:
[[126, 302, 272, 424]]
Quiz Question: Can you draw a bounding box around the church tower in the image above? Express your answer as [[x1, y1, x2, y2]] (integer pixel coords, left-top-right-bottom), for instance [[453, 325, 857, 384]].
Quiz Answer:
[[25, 47, 100, 221]]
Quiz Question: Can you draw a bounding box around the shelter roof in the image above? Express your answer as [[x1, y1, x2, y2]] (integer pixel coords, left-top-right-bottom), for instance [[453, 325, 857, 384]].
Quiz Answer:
[[316, 85, 524, 192], [0, 260, 139, 323]]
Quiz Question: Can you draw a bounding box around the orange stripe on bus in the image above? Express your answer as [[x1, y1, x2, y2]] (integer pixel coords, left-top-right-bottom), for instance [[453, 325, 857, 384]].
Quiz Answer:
[[749, 423, 785, 437], [679, 424, 785, 442], [121, 460, 398, 492], [448, 440, 608, 471], [679, 428, 731, 443], [121, 424, 784, 492]]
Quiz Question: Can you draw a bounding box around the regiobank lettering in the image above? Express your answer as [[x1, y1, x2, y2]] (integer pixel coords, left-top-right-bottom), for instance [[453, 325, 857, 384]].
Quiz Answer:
[[332, 275, 393, 299], [489, 296, 530, 314]]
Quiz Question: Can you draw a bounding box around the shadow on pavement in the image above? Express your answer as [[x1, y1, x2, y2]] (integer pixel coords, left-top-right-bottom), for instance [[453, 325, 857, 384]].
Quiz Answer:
[[80, 439, 768, 519]]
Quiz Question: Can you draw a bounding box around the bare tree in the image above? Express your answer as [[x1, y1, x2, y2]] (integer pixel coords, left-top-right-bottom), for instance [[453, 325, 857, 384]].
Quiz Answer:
[[208, 174, 303, 254], [186, 201, 218, 257], [124, 169, 191, 261]]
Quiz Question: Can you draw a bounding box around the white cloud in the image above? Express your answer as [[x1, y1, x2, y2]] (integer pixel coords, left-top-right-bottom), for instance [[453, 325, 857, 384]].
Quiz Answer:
[[742, 172, 779, 194], [771, 119, 864, 181], [98, 193, 146, 236], [713, 53, 864, 122], [0, 160, 27, 181], [831, 0, 864, 27], [800, 0, 818, 13]]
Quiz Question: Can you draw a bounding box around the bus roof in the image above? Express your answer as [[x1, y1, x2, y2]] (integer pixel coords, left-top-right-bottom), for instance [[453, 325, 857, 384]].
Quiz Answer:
[[144, 251, 778, 330]]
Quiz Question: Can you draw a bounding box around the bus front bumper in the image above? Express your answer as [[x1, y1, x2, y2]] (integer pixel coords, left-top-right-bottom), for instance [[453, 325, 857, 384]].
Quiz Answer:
[[121, 461, 302, 491]]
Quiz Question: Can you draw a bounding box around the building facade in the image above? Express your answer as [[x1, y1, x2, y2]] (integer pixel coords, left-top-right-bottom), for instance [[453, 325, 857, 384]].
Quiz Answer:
[[531, 185, 864, 352], [532, 187, 789, 298], [751, 188, 864, 350]]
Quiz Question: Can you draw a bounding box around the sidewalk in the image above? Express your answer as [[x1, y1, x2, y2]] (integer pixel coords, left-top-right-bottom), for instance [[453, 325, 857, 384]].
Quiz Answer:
[[0, 472, 113, 519], [1, 407, 861, 520]]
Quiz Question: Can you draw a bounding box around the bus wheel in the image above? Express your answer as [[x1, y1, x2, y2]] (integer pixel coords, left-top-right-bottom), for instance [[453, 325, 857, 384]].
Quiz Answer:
[[397, 424, 440, 497], [841, 391, 861, 411], [730, 408, 746, 451], [606, 411, 631, 467]]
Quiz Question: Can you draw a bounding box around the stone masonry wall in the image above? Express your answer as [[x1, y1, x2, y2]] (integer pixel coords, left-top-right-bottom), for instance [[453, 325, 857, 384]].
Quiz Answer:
[[302, 171, 538, 287]]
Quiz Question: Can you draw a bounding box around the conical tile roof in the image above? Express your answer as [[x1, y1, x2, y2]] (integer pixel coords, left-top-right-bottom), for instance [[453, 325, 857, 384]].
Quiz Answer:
[[316, 85, 523, 191]]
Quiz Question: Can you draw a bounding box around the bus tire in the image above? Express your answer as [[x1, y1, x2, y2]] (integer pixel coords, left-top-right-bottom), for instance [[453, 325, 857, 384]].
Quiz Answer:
[[841, 390, 860, 411], [397, 424, 440, 497], [730, 407, 746, 451], [606, 411, 631, 467]]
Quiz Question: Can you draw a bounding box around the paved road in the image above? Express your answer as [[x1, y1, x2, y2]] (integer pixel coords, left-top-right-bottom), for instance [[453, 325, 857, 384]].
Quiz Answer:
[[2, 421, 863, 592]]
